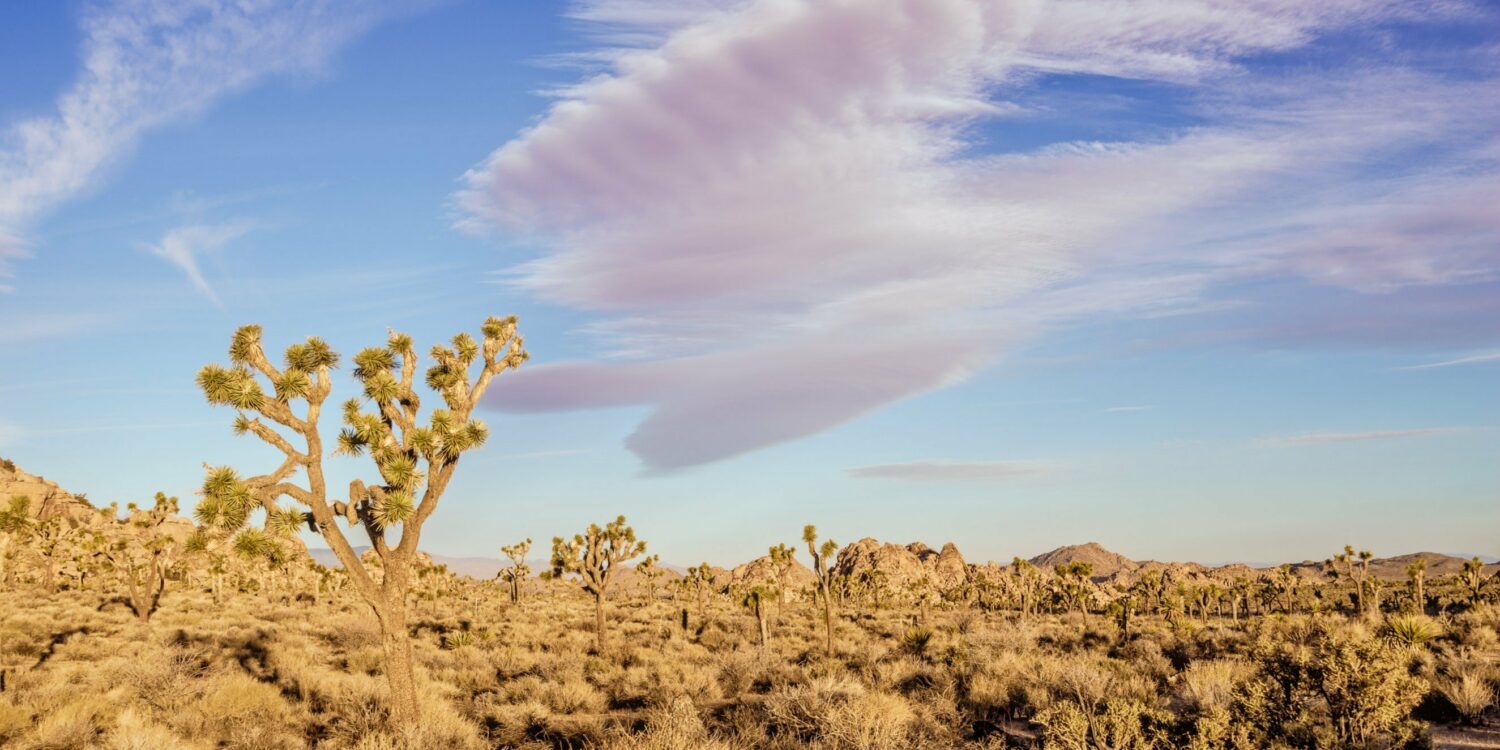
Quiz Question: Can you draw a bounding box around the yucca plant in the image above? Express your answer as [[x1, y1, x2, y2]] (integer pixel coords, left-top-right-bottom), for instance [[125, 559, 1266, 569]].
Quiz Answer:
[[194, 317, 527, 726], [901, 625, 934, 657], [1384, 613, 1443, 647], [550, 515, 646, 654]]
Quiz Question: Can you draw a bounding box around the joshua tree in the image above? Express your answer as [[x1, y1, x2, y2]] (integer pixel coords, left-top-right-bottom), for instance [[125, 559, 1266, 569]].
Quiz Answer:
[[1326, 545, 1373, 614], [551, 515, 646, 654], [1011, 557, 1042, 618], [194, 317, 527, 726], [1054, 561, 1094, 614], [740, 584, 776, 648], [768, 542, 796, 620], [636, 554, 663, 601], [92, 493, 184, 622], [0, 496, 34, 586], [1274, 564, 1300, 614], [684, 562, 715, 624], [499, 537, 531, 603], [803, 524, 838, 658], [1458, 557, 1489, 606], [1405, 559, 1427, 613]]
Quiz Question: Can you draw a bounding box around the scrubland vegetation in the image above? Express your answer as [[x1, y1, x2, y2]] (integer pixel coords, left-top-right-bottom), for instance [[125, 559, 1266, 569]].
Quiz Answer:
[[2, 520, 1498, 749]]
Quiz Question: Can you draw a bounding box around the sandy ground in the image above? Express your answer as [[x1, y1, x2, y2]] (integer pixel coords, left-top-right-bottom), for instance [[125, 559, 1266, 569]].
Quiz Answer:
[[1433, 724, 1500, 749]]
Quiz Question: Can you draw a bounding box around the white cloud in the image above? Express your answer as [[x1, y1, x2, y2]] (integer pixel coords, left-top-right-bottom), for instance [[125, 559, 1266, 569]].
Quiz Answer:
[[141, 221, 253, 304], [848, 459, 1056, 481], [466, 0, 1498, 471], [1104, 405, 1154, 413], [1261, 427, 1475, 446], [0, 0, 421, 285]]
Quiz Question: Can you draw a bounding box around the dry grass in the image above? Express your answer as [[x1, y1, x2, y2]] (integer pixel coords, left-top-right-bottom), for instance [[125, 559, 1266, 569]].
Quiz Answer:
[[0, 580, 1496, 749]]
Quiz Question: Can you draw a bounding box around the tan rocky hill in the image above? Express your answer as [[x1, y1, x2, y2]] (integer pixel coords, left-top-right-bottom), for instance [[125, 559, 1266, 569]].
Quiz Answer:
[[730, 554, 817, 598], [1029, 542, 1139, 580], [0, 457, 97, 523]]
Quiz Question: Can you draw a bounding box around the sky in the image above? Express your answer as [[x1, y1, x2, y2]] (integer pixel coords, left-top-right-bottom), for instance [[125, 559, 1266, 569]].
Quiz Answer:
[[0, 0, 1497, 568]]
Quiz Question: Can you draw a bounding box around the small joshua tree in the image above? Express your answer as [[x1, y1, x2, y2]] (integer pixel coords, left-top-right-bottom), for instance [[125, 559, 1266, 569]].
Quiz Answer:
[[740, 584, 776, 648], [768, 542, 795, 621], [1326, 545, 1373, 614], [551, 515, 646, 654], [92, 492, 183, 623], [195, 316, 527, 726], [636, 554, 663, 601], [803, 524, 838, 657], [1405, 559, 1427, 613], [684, 562, 715, 625], [1010, 557, 1043, 618], [499, 537, 531, 603], [1458, 557, 1489, 606]]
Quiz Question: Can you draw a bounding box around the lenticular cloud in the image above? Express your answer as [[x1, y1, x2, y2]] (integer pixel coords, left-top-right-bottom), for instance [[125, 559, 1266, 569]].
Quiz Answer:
[[461, 0, 1498, 471]]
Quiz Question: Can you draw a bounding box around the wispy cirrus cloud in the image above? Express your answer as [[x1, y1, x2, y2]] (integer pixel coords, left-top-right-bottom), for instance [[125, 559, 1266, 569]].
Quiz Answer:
[[1398, 351, 1500, 370], [848, 459, 1056, 481], [141, 220, 254, 305], [465, 0, 1499, 472], [1261, 427, 1475, 446], [0, 0, 424, 286]]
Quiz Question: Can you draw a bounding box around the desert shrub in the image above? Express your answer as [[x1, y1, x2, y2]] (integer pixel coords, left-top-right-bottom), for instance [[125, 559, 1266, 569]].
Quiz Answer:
[[1180, 659, 1252, 714], [106, 708, 193, 750], [0, 698, 29, 739], [180, 673, 299, 749], [764, 675, 914, 748], [601, 694, 743, 750], [1436, 668, 1495, 724], [25, 696, 108, 750], [1235, 619, 1428, 749], [1033, 660, 1173, 750]]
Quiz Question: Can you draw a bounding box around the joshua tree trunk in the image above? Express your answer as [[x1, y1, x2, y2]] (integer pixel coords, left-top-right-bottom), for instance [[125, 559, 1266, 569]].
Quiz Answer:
[[378, 602, 419, 725], [821, 590, 833, 657], [755, 599, 768, 647], [594, 591, 607, 653]]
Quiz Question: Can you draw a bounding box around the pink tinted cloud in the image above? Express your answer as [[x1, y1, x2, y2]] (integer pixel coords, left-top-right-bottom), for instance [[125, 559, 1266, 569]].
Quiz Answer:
[[489, 332, 993, 472], [465, 0, 1498, 470]]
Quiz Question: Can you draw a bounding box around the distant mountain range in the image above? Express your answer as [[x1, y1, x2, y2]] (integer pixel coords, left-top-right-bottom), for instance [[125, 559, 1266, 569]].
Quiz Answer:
[[306, 541, 1498, 583]]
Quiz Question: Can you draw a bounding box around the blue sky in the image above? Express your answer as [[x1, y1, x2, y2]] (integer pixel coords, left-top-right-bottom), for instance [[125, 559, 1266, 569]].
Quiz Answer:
[[1, 0, 1496, 567]]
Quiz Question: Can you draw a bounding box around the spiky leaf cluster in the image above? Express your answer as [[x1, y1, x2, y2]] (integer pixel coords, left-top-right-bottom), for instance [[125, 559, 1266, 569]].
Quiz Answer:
[[196, 467, 257, 530]]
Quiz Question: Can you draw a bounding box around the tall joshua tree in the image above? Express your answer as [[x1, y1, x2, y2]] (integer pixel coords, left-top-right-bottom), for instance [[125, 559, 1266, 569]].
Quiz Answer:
[[195, 317, 527, 726], [499, 538, 531, 603], [803, 525, 838, 658], [551, 515, 646, 654]]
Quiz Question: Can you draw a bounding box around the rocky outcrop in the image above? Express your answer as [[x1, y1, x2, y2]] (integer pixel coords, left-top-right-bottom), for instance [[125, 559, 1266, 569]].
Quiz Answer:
[[730, 554, 816, 599], [834, 537, 972, 595], [0, 458, 96, 523]]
